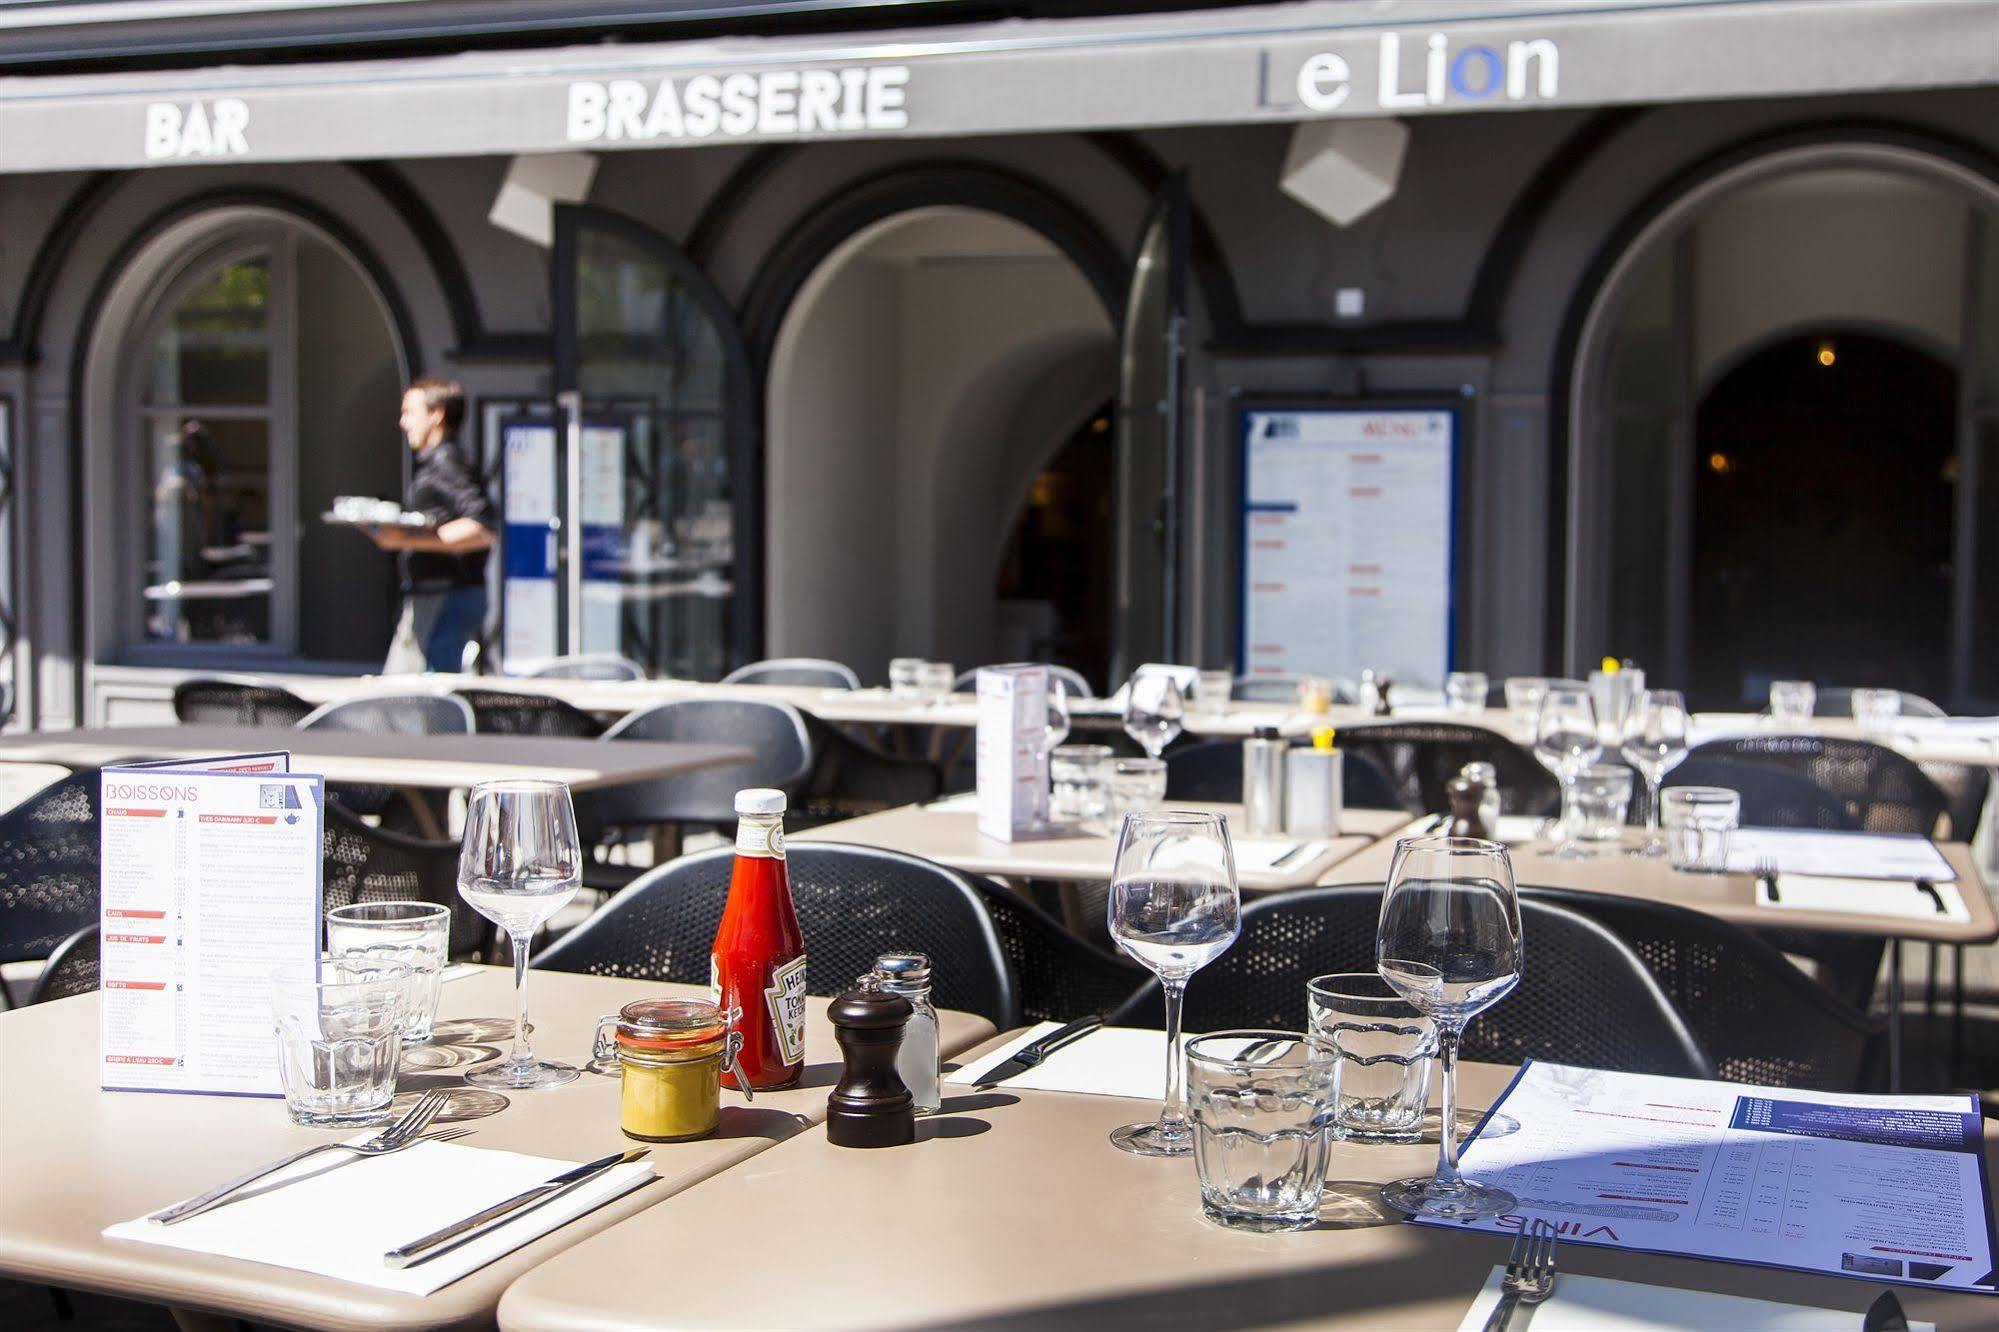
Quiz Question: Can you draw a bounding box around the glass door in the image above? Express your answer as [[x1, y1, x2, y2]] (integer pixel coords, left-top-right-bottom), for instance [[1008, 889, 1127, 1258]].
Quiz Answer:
[[1111, 175, 1190, 682], [545, 208, 754, 680]]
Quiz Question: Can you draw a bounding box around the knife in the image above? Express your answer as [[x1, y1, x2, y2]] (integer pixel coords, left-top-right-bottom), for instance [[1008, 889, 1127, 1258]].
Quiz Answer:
[[1914, 879, 1948, 916], [976, 1016, 1104, 1087], [1268, 842, 1309, 869], [1862, 1290, 1910, 1332], [383, 1148, 648, 1268]]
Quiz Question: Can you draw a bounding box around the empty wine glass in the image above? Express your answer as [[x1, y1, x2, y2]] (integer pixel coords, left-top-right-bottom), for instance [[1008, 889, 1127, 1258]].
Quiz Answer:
[[1534, 684, 1601, 858], [1107, 810, 1241, 1157], [1043, 680, 1072, 755], [1376, 836, 1523, 1220], [1124, 674, 1185, 760], [458, 779, 583, 1090], [1621, 689, 1690, 856]]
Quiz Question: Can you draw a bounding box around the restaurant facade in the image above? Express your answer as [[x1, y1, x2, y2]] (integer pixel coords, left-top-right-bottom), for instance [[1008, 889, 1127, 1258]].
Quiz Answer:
[[0, 0, 1996, 728]]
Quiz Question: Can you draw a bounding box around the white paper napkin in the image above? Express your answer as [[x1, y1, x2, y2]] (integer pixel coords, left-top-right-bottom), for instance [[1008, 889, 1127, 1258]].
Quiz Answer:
[[1233, 838, 1331, 874], [106, 1139, 654, 1295], [1758, 874, 1970, 922], [1456, 1268, 1932, 1331], [947, 1023, 1168, 1099]]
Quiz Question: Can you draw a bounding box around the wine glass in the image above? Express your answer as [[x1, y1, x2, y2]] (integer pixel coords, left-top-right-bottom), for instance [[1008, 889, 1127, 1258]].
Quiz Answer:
[[458, 779, 583, 1090], [1043, 680, 1072, 756], [1620, 689, 1690, 856], [1534, 684, 1601, 858], [1376, 836, 1523, 1220], [1124, 674, 1185, 760], [1106, 810, 1241, 1156]]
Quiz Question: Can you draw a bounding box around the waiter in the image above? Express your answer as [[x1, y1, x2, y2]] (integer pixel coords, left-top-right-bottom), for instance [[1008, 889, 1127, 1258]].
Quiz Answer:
[[369, 377, 493, 672]]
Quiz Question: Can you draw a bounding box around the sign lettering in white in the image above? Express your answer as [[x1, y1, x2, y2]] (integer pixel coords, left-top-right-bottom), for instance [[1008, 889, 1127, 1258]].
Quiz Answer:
[[1239, 407, 1456, 689], [566, 65, 908, 143], [144, 99, 249, 160], [1296, 32, 1558, 112]]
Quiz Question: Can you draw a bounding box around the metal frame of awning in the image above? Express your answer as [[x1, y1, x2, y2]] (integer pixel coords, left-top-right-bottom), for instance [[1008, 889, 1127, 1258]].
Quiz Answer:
[[0, 0, 1993, 173]]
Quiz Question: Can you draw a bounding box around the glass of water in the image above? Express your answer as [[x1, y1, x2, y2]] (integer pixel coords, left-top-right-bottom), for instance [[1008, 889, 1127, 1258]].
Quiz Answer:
[[1191, 669, 1232, 717], [1852, 687, 1900, 736], [1109, 757, 1168, 821], [1107, 810, 1241, 1157], [888, 657, 924, 701], [1503, 677, 1548, 740], [271, 957, 408, 1126], [1050, 743, 1112, 824], [1308, 973, 1435, 1142], [1571, 764, 1634, 844], [1187, 1031, 1339, 1232], [1663, 786, 1740, 872], [1445, 671, 1489, 717], [459, 779, 583, 1090], [326, 901, 450, 1045], [918, 661, 956, 705], [1768, 679, 1816, 727]]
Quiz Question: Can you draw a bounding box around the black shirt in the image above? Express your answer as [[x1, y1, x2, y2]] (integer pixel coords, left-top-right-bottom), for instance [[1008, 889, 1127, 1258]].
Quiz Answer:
[[402, 441, 494, 592]]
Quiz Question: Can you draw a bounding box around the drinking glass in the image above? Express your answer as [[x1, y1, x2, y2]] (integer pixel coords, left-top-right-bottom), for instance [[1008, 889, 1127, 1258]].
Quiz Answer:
[[918, 661, 956, 706], [1663, 786, 1739, 872], [1191, 669, 1232, 717], [1107, 810, 1242, 1156], [1123, 674, 1185, 759], [1187, 1031, 1338, 1232], [272, 957, 408, 1126], [1445, 671, 1489, 717], [1503, 677, 1548, 740], [1109, 757, 1168, 821], [1768, 679, 1816, 726], [1571, 764, 1633, 843], [888, 657, 924, 701], [1533, 684, 1601, 858], [1050, 743, 1112, 824], [325, 901, 451, 1045], [459, 779, 583, 1090], [1852, 687, 1900, 736], [1620, 689, 1690, 856], [1042, 680, 1071, 755], [1308, 973, 1436, 1142], [1376, 836, 1523, 1220]]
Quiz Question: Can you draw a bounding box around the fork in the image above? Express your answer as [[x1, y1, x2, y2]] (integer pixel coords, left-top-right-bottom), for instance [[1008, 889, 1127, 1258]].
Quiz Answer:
[[1756, 854, 1781, 904], [151, 1089, 454, 1224], [1481, 1217, 1558, 1332]]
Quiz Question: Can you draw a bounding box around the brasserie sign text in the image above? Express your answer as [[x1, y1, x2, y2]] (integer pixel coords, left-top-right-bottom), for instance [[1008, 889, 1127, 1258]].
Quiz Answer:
[[566, 65, 910, 143]]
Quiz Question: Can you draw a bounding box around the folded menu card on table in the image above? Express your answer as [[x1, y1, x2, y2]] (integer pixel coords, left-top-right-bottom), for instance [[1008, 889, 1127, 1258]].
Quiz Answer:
[[1724, 829, 1955, 882], [947, 1023, 1166, 1099], [1426, 1062, 1997, 1295], [1757, 874, 1971, 922], [106, 1140, 654, 1295], [1454, 1270, 1935, 1331]]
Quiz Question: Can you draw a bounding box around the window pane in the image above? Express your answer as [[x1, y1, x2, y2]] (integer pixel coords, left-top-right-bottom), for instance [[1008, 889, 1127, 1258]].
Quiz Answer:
[[142, 257, 270, 407], [143, 414, 271, 644]]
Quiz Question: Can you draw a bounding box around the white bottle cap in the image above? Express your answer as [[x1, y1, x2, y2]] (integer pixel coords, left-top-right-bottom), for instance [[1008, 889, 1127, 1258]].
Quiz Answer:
[[735, 788, 786, 816]]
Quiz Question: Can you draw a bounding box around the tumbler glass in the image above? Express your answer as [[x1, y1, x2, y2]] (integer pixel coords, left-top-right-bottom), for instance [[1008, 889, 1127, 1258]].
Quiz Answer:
[[1108, 757, 1167, 820], [1852, 688, 1900, 736], [1050, 743, 1113, 825], [1503, 677, 1548, 741], [1571, 764, 1634, 843], [1187, 1030, 1338, 1232], [1445, 672, 1489, 717], [1191, 670, 1232, 717], [326, 901, 450, 1045], [889, 657, 924, 701], [1663, 786, 1740, 872], [1308, 973, 1435, 1142], [918, 661, 955, 705], [271, 957, 408, 1127], [1768, 679, 1816, 727]]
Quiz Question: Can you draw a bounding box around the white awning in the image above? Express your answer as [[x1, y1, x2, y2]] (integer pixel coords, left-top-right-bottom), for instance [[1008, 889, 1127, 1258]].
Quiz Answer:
[[0, 0, 1994, 173]]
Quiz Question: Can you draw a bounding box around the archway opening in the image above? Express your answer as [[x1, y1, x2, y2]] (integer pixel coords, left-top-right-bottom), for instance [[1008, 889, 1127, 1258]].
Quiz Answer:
[[994, 401, 1115, 689], [765, 205, 1117, 683], [1691, 331, 1957, 705]]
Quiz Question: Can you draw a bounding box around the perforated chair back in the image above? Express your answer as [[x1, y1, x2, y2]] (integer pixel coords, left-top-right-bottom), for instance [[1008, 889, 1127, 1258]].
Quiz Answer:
[[1683, 734, 1948, 834], [584, 698, 813, 832], [1108, 886, 1711, 1078], [1163, 739, 1401, 809], [1814, 687, 1947, 719], [297, 692, 475, 735], [536, 843, 1018, 1027], [963, 873, 1145, 1023], [173, 675, 314, 726], [1914, 760, 1989, 843], [720, 658, 860, 690], [29, 925, 100, 1004], [1528, 888, 1878, 1090], [0, 767, 101, 965], [321, 801, 491, 959], [1333, 721, 1559, 817], [528, 654, 645, 681], [1665, 757, 1857, 830], [454, 687, 605, 738], [953, 664, 1095, 698]]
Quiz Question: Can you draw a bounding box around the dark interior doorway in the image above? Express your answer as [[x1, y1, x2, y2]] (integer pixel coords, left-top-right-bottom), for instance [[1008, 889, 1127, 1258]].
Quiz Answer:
[[995, 402, 1115, 691], [1691, 331, 1957, 708]]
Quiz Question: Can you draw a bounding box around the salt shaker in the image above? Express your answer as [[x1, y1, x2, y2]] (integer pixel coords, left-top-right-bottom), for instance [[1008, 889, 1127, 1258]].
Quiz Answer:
[[870, 953, 940, 1116], [825, 979, 915, 1148], [1357, 669, 1381, 716]]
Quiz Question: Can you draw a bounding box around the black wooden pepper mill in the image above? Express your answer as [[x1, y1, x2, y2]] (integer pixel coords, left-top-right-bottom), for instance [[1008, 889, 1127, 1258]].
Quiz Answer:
[[826, 981, 915, 1148], [1446, 774, 1490, 840]]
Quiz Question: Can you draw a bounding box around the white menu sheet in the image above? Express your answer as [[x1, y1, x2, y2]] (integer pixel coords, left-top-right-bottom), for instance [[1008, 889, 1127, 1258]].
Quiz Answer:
[[99, 756, 324, 1098], [1421, 1062, 1998, 1295], [1724, 829, 1956, 882], [975, 665, 1047, 843]]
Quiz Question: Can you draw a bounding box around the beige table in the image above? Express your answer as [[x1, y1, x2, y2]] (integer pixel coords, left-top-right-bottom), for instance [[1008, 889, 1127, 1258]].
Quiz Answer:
[[500, 1045, 1999, 1331], [0, 725, 750, 793], [0, 967, 994, 1332], [795, 801, 1412, 893]]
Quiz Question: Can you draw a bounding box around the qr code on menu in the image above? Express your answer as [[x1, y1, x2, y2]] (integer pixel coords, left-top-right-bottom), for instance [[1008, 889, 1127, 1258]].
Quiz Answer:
[[259, 784, 285, 809]]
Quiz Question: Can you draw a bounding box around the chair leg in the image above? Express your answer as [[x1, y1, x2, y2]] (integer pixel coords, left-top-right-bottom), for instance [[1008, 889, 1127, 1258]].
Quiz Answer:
[[46, 1286, 74, 1319]]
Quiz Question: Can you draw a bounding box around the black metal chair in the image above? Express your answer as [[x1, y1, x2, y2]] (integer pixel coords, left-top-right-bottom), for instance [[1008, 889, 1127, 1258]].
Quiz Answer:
[[1162, 738, 1401, 809], [720, 658, 860, 690], [454, 687, 606, 738], [0, 768, 101, 978], [322, 800, 494, 960], [172, 675, 315, 726], [1914, 759, 1989, 844], [954, 665, 1096, 698], [1664, 757, 1857, 830], [1527, 888, 1881, 1090], [794, 711, 943, 829], [1108, 886, 1711, 1078], [1814, 687, 1947, 719], [299, 692, 475, 824], [28, 924, 99, 1005], [577, 698, 815, 846], [528, 654, 645, 681], [1681, 735, 1948, 835], [535, 843, 1019, 1028], [1332, 721, 1560, 818], [963, 873, 1145, 1023]]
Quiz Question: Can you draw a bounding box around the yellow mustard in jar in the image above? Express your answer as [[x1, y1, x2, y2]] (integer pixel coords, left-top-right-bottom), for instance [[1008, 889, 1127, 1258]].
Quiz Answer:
[[593, 998, 732, 1142]]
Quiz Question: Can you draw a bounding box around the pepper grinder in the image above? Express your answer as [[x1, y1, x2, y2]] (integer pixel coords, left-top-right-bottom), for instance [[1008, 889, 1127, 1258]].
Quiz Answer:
[[825, 980, 915, 1148], [1446, 774, 1490, 841]]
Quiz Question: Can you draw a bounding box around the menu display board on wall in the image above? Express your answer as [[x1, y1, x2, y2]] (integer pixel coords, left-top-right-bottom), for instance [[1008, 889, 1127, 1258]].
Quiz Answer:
[[1238, 403, 1460, 688], [499, 416, 560, 665]]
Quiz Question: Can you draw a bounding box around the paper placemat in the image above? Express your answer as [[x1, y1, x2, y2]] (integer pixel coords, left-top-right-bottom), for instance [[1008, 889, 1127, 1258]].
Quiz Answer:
[[1233, 838, 1332, 873], [947, 1023, 1167, 1099], [1758, 874, 1971, 923], [1725, 829, 1956, 882], [106, 1139, 653, 1295], [1456, 1268, 1933, 1331]]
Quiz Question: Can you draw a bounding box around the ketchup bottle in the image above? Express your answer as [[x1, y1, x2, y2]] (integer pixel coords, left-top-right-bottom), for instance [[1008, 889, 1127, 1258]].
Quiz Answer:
[[711, 788, 807, 1091]]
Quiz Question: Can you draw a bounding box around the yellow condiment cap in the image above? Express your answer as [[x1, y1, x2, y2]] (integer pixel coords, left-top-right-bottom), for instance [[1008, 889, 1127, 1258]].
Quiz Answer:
[[1313, 726, 1338, 751], [1600, 656, 1620, 674]]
